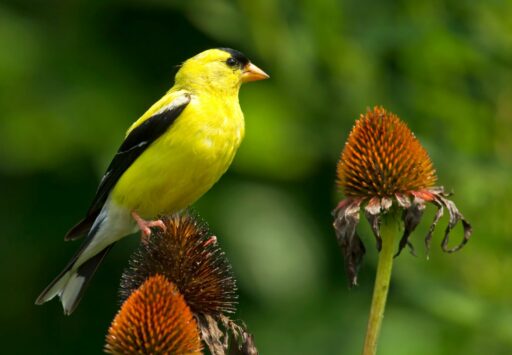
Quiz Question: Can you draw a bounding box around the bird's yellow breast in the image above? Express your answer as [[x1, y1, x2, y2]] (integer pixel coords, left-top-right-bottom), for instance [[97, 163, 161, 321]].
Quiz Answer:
[[111, 93, 244, 218]]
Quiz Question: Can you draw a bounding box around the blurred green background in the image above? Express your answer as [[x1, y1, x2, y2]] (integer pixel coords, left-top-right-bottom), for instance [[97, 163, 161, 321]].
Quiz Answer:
[[1, 0, 511, 354]]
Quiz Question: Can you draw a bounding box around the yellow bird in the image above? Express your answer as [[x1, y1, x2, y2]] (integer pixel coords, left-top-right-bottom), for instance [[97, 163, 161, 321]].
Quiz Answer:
[[35, 48, 269, 315]]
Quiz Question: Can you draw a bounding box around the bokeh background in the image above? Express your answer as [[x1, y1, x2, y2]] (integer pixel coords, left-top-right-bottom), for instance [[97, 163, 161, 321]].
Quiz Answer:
[[1, 0, 511, 354]]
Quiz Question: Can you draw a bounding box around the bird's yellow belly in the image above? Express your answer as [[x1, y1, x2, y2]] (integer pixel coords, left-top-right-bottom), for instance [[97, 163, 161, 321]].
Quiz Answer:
[[111, 101, 243, 218]]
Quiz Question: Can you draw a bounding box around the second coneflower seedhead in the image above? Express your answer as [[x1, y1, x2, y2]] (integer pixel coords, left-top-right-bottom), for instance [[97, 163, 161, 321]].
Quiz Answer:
[[120, 213, 237, 316], [333, 107, 472, 285], [337, 107, 437, 197], [117, 212, 257, 355], [105, 274, 202, 354]]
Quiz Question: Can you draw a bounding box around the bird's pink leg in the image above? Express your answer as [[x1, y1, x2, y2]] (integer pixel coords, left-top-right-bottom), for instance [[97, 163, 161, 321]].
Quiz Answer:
[[131, 211, 166, 243]]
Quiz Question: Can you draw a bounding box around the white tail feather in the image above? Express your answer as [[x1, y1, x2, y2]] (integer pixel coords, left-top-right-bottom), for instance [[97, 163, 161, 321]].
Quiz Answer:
[[61, 273, 86, 315], [36, 200, 135, 314], [35, 271, 72, 305]]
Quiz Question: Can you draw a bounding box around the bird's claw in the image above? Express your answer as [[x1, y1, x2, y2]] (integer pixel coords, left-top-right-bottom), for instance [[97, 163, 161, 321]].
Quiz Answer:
[[142, 220, 166, 236], [131, 211, 166, 244]]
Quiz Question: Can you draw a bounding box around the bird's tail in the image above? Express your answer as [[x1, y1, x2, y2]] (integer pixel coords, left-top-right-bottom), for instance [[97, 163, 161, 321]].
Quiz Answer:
[[35, 244, 114, 315]]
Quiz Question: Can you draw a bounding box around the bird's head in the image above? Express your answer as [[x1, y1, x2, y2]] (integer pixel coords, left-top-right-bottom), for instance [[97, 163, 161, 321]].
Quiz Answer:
[[175, 48, 269, 95]]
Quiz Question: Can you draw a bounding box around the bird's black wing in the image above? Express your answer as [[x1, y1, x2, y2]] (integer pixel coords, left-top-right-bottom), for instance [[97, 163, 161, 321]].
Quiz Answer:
[[64, 94, 191, 240]]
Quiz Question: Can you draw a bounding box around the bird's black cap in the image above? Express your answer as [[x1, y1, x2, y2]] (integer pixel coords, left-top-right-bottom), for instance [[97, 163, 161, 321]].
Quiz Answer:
[[218, 47, 250, 67]]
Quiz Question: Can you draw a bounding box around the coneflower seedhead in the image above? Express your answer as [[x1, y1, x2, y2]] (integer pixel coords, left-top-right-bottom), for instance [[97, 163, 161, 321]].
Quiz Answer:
[[105, 274, 202, 355], [333, 107, 472, 286], [120, 213, 237, 316], [118, 212, 257, 355], [337, 107, 437, 197]]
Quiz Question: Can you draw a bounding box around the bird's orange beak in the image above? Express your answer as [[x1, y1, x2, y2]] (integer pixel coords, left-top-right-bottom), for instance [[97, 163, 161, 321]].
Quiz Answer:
[[241, 62, 270, 83]]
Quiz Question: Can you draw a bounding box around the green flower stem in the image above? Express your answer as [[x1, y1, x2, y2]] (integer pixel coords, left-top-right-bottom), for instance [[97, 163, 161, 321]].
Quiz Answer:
[[362, 220, 397, 355]]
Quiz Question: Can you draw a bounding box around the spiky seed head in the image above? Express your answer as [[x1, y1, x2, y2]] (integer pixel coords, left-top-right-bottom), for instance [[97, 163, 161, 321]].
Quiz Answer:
[[120, 213, 237, 316], [337, 106, 437, 198], [105, 274, 202, 355]]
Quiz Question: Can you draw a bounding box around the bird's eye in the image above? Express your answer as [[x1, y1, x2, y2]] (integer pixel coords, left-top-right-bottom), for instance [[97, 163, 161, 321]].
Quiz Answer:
[[226, 57, 238, 67]]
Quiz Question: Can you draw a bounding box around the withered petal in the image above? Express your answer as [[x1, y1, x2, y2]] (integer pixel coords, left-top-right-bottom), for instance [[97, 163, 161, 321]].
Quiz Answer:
[[333, 199, 365, 286], [224, 317, 258, 355], [396, 197, 426, 257], [381, 197, 393, 210], [406, 240, 417, 257], [395, 193, 411, 208], [197, 314, 227, 355], [424, 199, 444, 258], [364, 197, 384, 251], [436, 194, 473, 253], [196, 314, 258, 355], [238, 333, 258, 355], [429, 186, 446, 195]]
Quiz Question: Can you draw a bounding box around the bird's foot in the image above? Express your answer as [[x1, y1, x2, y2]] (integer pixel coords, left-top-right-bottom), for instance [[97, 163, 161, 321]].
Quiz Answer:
[[131, 211, 166, 243]]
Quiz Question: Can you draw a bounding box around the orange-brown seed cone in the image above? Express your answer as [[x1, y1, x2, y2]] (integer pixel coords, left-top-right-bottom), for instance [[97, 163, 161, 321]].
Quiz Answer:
[[105, 274, 202, 355], [119, 213, 237, 317], [337, 106, 437, 198]]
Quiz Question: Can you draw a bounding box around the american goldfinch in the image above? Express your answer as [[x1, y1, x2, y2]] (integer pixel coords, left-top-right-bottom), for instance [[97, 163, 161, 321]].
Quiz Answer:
[[35, 48, 269, 315]]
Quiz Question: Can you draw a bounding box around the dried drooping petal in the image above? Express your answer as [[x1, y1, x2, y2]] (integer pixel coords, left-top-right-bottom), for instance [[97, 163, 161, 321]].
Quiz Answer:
[[120, 212, 237, 316], [395, 196, 426, 257], [395, 193, 411, 209], [333, 199, 366, 286], [197, 314, 258, 355], [435, 192, 472, 253], [424, 198, 444, 258], [337, 106, 437, 198], [395, 187, 472, 257], [105, 274, 202, 355], [364, 196, 393, 251]]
